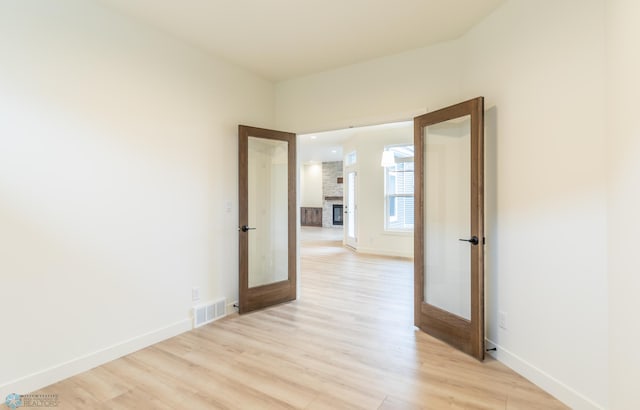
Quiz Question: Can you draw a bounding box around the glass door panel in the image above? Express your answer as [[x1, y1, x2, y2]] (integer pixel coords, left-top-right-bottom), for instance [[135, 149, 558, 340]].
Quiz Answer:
[[247, 137, 289, 288], [424, 116, 471, 320]]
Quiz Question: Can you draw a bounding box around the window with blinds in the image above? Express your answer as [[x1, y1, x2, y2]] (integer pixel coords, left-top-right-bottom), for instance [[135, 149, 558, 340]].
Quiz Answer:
[[384, 144, 414, 231]]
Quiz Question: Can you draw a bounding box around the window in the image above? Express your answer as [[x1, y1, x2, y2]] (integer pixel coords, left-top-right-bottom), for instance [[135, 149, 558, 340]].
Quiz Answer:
[[384, 145, 414, 231], [345, 151, 357, 166]]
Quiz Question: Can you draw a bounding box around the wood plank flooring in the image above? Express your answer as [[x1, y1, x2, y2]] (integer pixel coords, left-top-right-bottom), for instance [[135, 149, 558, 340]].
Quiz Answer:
[[31, 227, 567, 409]]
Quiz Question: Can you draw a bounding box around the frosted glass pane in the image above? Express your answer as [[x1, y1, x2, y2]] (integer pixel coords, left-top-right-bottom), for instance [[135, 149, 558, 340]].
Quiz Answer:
[[248, 137, 288, 288], [424, 116, 471, 320], [347, 172, 356, 239]]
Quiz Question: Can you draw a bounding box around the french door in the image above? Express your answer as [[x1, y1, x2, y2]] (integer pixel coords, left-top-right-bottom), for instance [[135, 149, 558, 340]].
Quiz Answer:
[[238, 125, 297, 314], [345, 170, 357, 248], [414, 97, 485, 360]]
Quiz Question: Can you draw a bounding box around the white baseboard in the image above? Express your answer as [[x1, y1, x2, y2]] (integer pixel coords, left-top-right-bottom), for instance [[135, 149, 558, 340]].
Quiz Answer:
[[0, 319, 191, 398], [355, 246, 413, 259], [486, 338, 604, 410]]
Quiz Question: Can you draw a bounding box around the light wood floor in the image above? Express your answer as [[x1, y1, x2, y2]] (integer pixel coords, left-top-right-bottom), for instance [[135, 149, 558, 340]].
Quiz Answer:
[[33, 227, 567, 409]]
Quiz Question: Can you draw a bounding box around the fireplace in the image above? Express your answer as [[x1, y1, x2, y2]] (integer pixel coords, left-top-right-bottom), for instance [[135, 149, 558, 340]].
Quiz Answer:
[[333, 204, 343, 226]]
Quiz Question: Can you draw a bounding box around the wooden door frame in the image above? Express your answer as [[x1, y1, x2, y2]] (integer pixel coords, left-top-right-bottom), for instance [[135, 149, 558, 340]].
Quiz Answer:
[[414, 97, 485, 360], [238, 125, 297, 314]]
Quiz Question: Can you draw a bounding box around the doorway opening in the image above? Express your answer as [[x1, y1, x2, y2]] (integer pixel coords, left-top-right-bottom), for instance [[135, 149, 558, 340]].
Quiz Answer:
[[240, 97, 484, 361], [299, 121, 414, 259]]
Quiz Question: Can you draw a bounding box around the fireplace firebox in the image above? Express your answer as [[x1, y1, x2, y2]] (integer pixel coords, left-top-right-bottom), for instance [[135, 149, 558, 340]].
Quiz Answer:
[[333, 204, 343, 226]]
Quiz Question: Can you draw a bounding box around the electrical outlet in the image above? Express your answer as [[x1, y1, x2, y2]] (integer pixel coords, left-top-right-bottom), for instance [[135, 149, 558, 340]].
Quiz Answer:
[[192, 287, 200, 302], [499, 311, 508, 330]]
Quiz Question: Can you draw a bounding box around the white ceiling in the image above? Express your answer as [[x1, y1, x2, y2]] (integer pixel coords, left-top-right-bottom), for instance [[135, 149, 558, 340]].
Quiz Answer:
[[98, 0, 505, 81], [299, 121, 412, 164], [299, 128, 355, 164]]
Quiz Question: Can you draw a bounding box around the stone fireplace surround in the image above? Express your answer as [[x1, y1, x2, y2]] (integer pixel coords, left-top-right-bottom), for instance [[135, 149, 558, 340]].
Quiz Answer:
[[322, 161, 343, 228]]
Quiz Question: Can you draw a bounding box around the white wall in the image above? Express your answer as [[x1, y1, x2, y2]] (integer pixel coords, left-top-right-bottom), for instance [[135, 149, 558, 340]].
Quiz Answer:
[[300, 164, 323, 207], [275, 1, 608, 408], [462, 1, 608, 408], [276, 40, 463, 133], [0, 0, 274, 396], [341, 124, 413, 258], [606, 0, 640, 408]]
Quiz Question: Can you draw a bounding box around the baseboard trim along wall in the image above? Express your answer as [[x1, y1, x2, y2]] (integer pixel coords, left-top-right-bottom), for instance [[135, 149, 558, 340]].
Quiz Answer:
[[485, 338, 604, 410], [355, 247, 413, 259], [0, 319, 192, 399]]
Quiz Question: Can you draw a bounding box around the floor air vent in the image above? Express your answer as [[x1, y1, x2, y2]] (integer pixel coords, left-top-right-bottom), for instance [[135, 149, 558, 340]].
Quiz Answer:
[[193, 298, 226, 328]]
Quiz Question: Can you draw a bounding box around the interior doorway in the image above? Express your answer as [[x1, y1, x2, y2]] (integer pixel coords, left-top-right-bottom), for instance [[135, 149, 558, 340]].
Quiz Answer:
[[298, 121, 414, 259]]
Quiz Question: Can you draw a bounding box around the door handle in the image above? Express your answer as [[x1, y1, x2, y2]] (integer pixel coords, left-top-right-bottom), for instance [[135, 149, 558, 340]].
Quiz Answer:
[[240, 225, 256, 232], [458, 236, 479, 245]]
